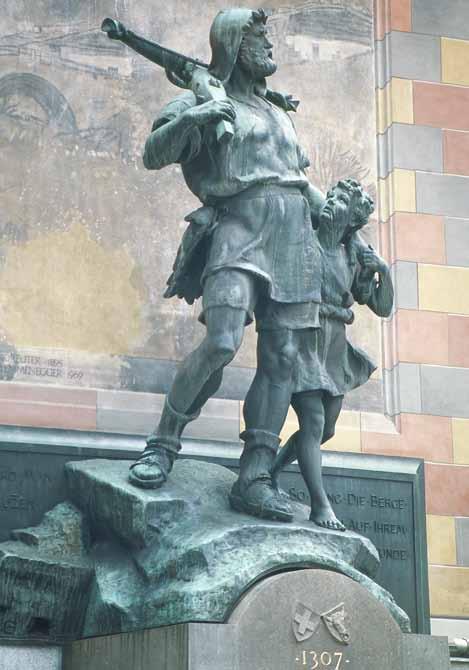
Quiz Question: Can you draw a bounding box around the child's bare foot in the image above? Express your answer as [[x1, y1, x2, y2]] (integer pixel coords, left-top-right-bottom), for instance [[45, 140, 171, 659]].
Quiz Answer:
[[309, 500, 346, 532]]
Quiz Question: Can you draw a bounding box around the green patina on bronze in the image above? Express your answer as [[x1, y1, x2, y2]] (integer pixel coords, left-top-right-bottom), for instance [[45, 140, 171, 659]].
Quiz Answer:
[[103, 8, 393, 530]]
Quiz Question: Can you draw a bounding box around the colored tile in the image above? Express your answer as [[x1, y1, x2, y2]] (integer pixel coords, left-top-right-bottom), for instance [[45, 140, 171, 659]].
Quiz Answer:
[[0, 399, 96, 431], [393, 169, 416, 213], [0, 381, 96, 405], [391, 124, 443, 174], [397, 362, 422, 413], [453, 418, 469, 465], [321, 411, 361, 453], [425, 463, 469, 516], [376, 83, 392, 135], [393, 261, 418, 310], [444, 131, 469, 177], [393, 213, 446, 264], [419, 264, 469, 315], [455, 517, 469, 567], [442, 38, 469, 86], [421, 365, 469, 419], [427, 515, 457, 566], [445, 219, 469, 267], [417, 172, 469, 219], [378, 175, 391, 223], [391, 78, 414, 125], [448, 316, 469, 368], [429, 565, 469, 618], [374, 0, 389, 41], [414, 82, 469, 132], [397, 310, 449, 366], [375, 36, 390, 90], [390, 32, 440, 82], [390, 0, 411, 32], [413, 0, 469, 40], [362, 413, 453, 463]]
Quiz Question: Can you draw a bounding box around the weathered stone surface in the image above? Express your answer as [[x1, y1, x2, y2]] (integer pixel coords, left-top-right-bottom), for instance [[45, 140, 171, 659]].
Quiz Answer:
[[66, 459, 410, 635], [0, 503, 93, 642], [63, 569, 449, 670]]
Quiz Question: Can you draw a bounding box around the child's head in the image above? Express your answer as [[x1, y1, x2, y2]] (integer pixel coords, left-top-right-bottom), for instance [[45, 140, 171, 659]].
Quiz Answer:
[[320, 179, 374, 240]]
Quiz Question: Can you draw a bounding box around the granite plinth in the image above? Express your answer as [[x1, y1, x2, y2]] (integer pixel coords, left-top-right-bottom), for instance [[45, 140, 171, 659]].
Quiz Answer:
[[0, 644, 62, 670], [65, 458, 409, 635], [63, 569, 449, 670]]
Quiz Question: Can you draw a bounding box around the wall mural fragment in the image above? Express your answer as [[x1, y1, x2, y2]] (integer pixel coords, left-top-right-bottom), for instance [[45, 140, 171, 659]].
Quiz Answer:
[[0, 0, 381, 410]]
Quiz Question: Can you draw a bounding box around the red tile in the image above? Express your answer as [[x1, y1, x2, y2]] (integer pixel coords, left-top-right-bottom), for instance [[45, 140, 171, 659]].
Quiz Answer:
[[397, 309, 449, 365], [444, 130, 469, 176], [393, 213, 446, 264], [0, 400, 96, 431], [374, 0, 389, 40], [414, 82, 469, 132], [362, 413, 453, 463], [425, 463, 469, 515], [448, 315, 469, 367], [0, 382, 96, 405], [390, 0, 411, 32]]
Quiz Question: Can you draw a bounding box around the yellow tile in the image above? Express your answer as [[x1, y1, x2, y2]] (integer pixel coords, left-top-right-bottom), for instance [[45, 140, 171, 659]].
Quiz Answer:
[[322, 410, 361, 453], [453, 418, 469, 464], [376, 84, 391, 134], [419, 265, 469, 315], [426, 515, 457, 565], [279, 406, 299, 442], [392, 169, 416, 213], [429, 565, 469, 617], [378, 175, 391, 223], [442, 38, 469, 86], [390, 78, 414, 125]]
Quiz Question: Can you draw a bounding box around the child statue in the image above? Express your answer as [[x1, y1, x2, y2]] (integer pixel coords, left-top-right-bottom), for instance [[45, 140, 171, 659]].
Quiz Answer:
[[271, 179, 394, 531]]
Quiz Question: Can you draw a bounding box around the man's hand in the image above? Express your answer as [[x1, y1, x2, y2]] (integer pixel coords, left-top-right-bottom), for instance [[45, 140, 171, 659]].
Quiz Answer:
[[361, 247, 387, 274], [183, 100, 236, 128]]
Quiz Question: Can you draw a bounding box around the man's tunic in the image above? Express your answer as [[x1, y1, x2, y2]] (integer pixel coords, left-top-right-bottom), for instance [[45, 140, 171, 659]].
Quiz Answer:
[[144, 90, 321, 309]]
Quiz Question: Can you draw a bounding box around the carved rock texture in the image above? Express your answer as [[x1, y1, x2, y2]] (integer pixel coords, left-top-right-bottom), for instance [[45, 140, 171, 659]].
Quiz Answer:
[[0, 503, 93, 642], [66, 459, 410, 636]]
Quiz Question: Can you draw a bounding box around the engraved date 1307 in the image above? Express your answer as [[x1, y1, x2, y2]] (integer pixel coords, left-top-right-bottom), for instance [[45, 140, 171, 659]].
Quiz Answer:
[[295, 650, 350, 670]]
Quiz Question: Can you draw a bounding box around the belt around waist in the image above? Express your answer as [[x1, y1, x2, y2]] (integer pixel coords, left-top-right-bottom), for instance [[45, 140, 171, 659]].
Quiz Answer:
[[214, 183, 305, 206]]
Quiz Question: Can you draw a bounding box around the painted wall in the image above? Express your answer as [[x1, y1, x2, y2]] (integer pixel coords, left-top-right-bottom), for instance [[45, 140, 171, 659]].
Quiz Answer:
[[0, 0, 380, 411]]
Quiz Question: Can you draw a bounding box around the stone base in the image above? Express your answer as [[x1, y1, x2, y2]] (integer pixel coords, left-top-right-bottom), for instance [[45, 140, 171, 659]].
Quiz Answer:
[[65, 459, 409, 635], [0, 643, 61, 670], [63, 569, 449, 670]]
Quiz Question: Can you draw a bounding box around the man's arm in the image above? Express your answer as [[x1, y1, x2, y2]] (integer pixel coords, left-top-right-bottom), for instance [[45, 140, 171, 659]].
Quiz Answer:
[[302, 182, 325, 226], [143, 98, 236, 170]]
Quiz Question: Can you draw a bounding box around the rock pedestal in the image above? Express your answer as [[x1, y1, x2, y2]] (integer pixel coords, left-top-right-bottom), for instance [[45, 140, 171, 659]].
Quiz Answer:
[[0, 458, 409, 642], [65, 459, 409, 636], [63, 569, 450, 670]]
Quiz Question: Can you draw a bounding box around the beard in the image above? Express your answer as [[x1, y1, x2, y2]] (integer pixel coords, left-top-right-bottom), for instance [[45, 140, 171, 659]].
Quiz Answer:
[[237, 44, 277, 80]]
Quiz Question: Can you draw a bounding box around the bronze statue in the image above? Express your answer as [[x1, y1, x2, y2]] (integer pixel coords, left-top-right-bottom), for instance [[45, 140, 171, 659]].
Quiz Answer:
[[102, 9, 393, 529], [272, 180, 393, 530]]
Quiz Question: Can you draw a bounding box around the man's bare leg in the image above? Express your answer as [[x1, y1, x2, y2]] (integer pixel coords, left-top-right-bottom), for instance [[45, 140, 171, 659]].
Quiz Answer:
[[291, 391, 345, 531], [129, 305, 246, 489]]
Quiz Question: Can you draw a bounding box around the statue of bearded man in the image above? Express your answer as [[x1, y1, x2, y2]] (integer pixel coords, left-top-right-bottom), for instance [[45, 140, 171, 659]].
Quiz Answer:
[[129, 7, 326, 522]]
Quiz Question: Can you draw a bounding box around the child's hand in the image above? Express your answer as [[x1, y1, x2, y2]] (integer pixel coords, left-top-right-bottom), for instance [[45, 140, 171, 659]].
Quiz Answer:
[[360, 246, 386, 274]]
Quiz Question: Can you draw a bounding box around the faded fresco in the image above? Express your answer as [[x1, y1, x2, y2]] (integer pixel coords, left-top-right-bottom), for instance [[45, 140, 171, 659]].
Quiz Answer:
[[0, 0, 381, 408]]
